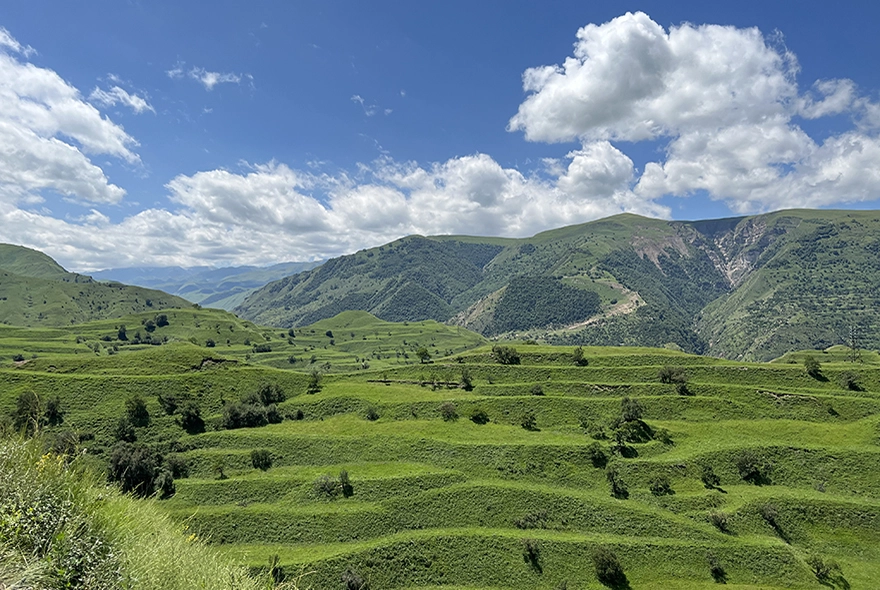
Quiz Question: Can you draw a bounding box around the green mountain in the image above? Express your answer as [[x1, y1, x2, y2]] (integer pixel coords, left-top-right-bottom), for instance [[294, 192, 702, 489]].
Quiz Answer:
[[92, 261, 322, 311], [235, 209, 880, 360], [0, 244, 191, 327]]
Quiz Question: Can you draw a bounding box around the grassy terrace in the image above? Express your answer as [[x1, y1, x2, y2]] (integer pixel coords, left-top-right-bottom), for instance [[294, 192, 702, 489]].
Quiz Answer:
[[1, 311, 878, 588]]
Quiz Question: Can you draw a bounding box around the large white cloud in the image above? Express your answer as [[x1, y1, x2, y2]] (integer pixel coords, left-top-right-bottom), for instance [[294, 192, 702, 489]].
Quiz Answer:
[[0, 30, 137, 206], [0, 147, 667, 271], [509, 12, 880, 213]]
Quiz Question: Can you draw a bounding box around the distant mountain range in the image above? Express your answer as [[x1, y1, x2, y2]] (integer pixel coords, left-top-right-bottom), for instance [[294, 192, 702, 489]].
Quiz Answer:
[[234, 209, 880, 361], [93, 261, 322, 311], [0, 245, 190, 327]]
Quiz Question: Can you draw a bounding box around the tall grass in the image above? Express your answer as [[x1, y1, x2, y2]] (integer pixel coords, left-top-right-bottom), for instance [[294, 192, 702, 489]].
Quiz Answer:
[[0, 436, 309, 590]]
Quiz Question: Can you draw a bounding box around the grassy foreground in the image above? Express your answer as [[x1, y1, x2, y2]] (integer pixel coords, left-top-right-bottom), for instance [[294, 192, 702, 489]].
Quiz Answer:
[[0, 436, 311, 590]]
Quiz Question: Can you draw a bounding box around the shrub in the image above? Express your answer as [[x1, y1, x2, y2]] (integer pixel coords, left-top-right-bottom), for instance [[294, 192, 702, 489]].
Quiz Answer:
[[708, 510, 729, 533], [470, 408, 490, 425], [154, 313, 169, 327], [649, 475, 673, 496], [529, 384, 544, 396], [306, 370, 322, 394], [314, 475, 338, 499], [735, 450, 771, 484], [439, 402, 458, 422], [178, 401, 205, 434], [255, 382, 286, 405], [586, 441, 608, 468], [250, 449, 273, 471], [364, 406, 380, 421], [707, 552, 727, 583], [838, 370, 861, 391], [125, 394, 150, 428], [592, 546, 626, 587], [341, 568, 367, 590], [114, 415, 137, 442], [491, 345, 520, 365], [416, 346, 431, 363], [701, 464, 721, 489], [605, 464, 628, 499], [658, 365, 686, 384], [513, 510, 548, 529], [153, 468, 176, 498], [572, 346, 587, 366], [107, 442, 162, 497], [759, 503, 779, 526], [520, 410, 538, 431], [158, 392, 180, 415], [620, 397, 644, 422], [460, 368, 474, 391], [165, 454, 190, 479], [12, 390, 42, 434], [522, 538, 542, 572], [806, 554, 841, 581], [205, 339, 215, 348], [804, 355, 822, 379], [222, 402, 268, 429], [252, 343, 272, 353], [340, 469, 353, 497]]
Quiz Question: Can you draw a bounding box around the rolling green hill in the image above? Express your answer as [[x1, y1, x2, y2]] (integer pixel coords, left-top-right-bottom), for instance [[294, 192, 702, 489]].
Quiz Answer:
[[235, 209, 880, 361], [0, 244, 192, 327], [1, 313, 877, 588]]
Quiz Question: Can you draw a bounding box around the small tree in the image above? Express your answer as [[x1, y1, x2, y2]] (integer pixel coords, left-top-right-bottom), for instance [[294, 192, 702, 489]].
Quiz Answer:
[[700, 464, 721, 489], [340, 469, 354, 497], [158, 392, 180, 415], [125, 394, 150, 427], [251, 448, 273, 471], [107, 442, 160, 497], [117, 325, 128, 341], [459, 368, 474, 391], [178, 401, 205, 434], [12, 391, 42, 435], [306, 370, 322, 394], [620, 397, 644, 423], [592, 546, 626, 587], [341, 568, 367, 590], [649, 475, 673, 496], [529, 384, 544, 396], [658, 365, 686, 384], [364, 405, 380, 421], [314, 474, 339, 499], [520, 410, 538, 431], [708, 510, 730, 533], [416, 346, 431, 363], [255, 382, 286, 405], [44, 395, 64, 427], [114, 415, 137, 442], [586, 441, 608, 468], [804, 355, 822, 379], [735, 450, 770, 484], [470, 408, 490, 425], [491, 345, 521, 365], [605, 463, 628, 499], [522, 538, 542, 572], [838, 370, 861, 391], [439, 402, 458, 422], [572, 346, 588, 366]]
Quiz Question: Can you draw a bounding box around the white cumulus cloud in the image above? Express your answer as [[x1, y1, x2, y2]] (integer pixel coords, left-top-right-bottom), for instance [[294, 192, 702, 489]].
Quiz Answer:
[[0, 30, 137, 206], [508, 11, 880, 213]]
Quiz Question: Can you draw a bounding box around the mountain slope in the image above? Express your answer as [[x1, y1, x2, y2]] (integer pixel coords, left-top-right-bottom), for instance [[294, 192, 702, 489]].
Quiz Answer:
[[0, 244, 191, 327], [235, 210, 880, 360]]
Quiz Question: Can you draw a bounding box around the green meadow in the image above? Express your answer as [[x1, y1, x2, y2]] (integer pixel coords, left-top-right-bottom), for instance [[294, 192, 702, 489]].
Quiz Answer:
[[1, 308, 878, 588]]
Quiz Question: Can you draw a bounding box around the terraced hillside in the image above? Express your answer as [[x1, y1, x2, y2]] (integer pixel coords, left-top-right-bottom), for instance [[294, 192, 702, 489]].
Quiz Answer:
[[2, 310, 878, 588], [157, 345, 879, 589]]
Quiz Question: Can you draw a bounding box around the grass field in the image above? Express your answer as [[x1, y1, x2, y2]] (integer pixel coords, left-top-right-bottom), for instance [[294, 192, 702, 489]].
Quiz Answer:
[[1, 310, 878, 588]]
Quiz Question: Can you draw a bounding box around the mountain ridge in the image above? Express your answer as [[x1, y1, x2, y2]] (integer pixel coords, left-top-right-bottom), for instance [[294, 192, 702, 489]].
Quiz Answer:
[[235, 209, 880, 361]]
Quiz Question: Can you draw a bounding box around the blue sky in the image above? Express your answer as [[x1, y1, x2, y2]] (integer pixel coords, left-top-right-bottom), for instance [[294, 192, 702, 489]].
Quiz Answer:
[[2, 1, 880, 270]]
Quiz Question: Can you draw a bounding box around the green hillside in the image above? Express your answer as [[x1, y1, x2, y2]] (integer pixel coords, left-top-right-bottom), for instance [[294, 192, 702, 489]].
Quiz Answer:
[[234, 209, 880, 361], [1, 311, 878, 588], [0, 243, 192, 327]]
